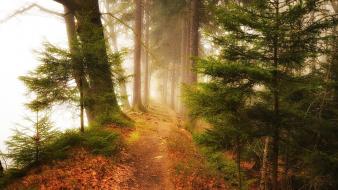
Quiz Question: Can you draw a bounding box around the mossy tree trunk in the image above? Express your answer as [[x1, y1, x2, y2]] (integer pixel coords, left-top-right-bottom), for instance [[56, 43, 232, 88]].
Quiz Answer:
[[56, 0, 125, 126]]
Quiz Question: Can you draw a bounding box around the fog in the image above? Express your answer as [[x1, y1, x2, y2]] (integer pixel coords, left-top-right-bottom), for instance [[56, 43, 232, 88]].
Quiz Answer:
[[0, 0, 77, 151]]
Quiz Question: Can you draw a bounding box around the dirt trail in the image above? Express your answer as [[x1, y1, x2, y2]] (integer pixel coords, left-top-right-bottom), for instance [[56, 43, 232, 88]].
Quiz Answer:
[[6, 105, 227, 190], [123, 106, 177, 190]]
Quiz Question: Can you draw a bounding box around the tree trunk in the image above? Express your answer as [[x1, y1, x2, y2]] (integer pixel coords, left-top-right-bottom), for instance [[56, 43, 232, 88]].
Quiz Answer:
[[260, 137, 271, 190], [170, 62, 177, 110], [103, 1, 131, 110], [178, 12, 189, 114], [282, 133, 290, 190], [189, 0, 200, 84], [133, 0, 146, 111], [64, 6, 90, 129], [331, 1, 338, 104], [0, 160, 4, 177], [236, 136, 242, 190], [144, 0, 150, 107], [162, 68, 169, 104], [184, 4, 191, 85], [35, 111, 40, 163], [75, 1, 124, 125], [271, 2, 280, 189]]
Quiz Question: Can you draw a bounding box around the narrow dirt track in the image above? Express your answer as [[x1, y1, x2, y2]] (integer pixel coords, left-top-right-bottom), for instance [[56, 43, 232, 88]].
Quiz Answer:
[[122, 106, 177, 190], [6, 105, 227, 190]]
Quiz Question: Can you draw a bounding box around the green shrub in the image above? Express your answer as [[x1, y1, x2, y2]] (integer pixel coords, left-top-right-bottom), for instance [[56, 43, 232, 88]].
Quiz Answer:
[[82, 129, 123, 156], [199, 146, 253, 190], [45, 128, 123, 160], [6, 116, 60, 168], [1, 128, 123, 189]]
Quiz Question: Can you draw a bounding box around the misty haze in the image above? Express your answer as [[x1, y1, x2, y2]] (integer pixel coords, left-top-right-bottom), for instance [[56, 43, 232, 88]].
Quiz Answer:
[[0, 0, 337, 190]]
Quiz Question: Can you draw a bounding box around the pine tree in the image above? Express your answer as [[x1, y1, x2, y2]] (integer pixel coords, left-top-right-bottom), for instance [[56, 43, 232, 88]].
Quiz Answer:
[[185, 0, 337, 189], [20, 44, 77, 111], [6, 113, 59, 168], [20, 43, 132, 129]]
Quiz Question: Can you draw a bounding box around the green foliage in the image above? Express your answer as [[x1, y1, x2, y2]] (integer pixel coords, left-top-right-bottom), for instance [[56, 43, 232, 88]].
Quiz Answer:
[[6, 114, 60, 168], [19, 43, 77, 111], [199, 146, 252, 189], [185, 0, 338, 189], [20, 43, 132, 126], [0, 168, 28, 189], [1, 126, 122, 189], [48, 128, 123, 158]]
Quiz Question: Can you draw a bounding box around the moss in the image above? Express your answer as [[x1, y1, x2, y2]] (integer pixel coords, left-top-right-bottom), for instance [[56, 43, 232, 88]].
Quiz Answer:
[[90, 111, 134, 128], [127, 131, 140, 144], [0, 128, 123, 189]]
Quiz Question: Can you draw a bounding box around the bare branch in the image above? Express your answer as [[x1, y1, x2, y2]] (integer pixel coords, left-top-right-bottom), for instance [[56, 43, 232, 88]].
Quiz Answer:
[[0, 3, 64, 24], [101, 12, 160, 64], [101, 13, 134, 33]]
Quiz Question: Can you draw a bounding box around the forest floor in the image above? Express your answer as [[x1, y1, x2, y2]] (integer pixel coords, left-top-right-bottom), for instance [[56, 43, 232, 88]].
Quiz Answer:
[[7, 104, 228, 190], [118, 104, 228, 190]]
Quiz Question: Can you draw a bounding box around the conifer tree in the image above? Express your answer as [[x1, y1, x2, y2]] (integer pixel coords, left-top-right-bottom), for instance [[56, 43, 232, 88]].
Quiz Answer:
[[6, 113, 59, 168], [20, 43, 131, 129], [185, 1, 337, 189]]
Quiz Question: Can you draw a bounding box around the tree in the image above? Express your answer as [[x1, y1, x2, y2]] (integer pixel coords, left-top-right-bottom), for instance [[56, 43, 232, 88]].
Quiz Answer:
[[132, 0, 146, 111], [184, 65, 254, 189], [63, 6, 86, 132], [185, 1, 337, 189], [102, 0, 132, 110], [188, 0, 200, 84], [54, 0, 126, 125], [6, 113, 59, 167], [144, 0, 151, 107], [0, 161, 3, 177]]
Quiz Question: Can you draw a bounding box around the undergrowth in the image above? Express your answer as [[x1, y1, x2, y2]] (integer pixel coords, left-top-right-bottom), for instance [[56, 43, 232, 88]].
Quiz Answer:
[[0, 128, 123, 189], [194, 133, 255, 190]]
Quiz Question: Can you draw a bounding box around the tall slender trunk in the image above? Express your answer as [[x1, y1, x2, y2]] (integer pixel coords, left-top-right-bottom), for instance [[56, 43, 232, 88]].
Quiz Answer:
[[260, 137, 271, 190], [64, 6, 89, 129], [185, 5, 191, 85], [80, 78, 84, 132], [282, 132, 290, 190], [170, 62, 177, 109], [0, 160, 3, 177], [133, 0, 146, 111], [103, 1, 131, 110], [331, 2, 338, 104], [35, 111, 40, 163], [162, 68, 169, 104], [189, 0, 200, 84], [179, 12, 189, 114], [236, 136, 242, 190], [144, 0, 150, 107], [271, 1, 280, 190]]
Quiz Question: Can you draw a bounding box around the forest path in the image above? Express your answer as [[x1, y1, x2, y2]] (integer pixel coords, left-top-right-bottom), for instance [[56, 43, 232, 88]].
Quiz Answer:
[[6, 104, 228, 189], [122, 105, 178, 190]]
